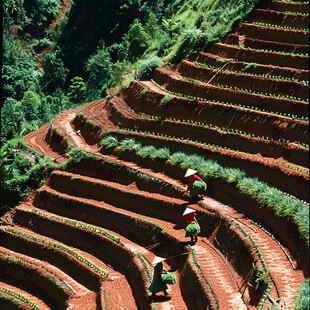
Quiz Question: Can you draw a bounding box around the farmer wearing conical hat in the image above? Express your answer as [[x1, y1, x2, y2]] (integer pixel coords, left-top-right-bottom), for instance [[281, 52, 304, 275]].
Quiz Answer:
[[183, 207, 201, 244], [184, 169, 206, 200], [148, 256, 169, 298]]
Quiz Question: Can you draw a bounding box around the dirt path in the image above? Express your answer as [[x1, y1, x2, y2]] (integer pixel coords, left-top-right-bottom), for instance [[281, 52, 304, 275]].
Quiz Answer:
[[23, 124, 65, 163], [221, 207, 305, 308]]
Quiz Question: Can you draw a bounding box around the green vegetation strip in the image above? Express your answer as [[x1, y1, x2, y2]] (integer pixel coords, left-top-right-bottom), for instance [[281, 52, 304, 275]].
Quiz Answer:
[[237, 225, 271, 309], [0, 287, 41, 310], [151, 79, 308, 121], [0, 294, 22, 307], [119, 127, 309, 174], [1, 253, 76, 295], [231, 44, 309, 58], [193, 61, 309, 86], [252, 21, 309, 32], [181, 76, 309, 103], [188, 245, 200, 267], [137, 253, 153, 281], [4, 228, 109, 277], [141, 114, 309, 149], [32, 208, 121, 244], [100, 135, 309, 244]]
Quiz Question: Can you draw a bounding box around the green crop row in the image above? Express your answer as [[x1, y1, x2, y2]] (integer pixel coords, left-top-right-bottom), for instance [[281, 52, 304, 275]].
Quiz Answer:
[[239, 226, 272, 310], [252, 21, 309, 32], [2, 253, 76, 295], [4, 228, 109, 277], [248, 235, 272, 310], [188, 245, 200, 267], [181, 75, 308, 103], [0, 294, 22, 307], [232, 44, 309, 58], [119, 127, 309, 174], [0, 286, 41, 310], [193, 61, 308, 85], [100, 134, 309, 244], [137, 253, 153, 282], [140, 114, 309, 149], [284, 11, 309, 16], [280, 0, 308, 4], [151, 79, 308, 121], [32, 208, 121, 244]]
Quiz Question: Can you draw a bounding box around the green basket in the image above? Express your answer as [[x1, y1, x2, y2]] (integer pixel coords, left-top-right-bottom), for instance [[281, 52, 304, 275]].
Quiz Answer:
[[161, 272, 177, 284]]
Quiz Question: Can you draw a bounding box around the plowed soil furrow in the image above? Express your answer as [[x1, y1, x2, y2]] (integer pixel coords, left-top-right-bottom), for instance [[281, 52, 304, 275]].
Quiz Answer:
[[0, 246, 90, 297], [48, 169, 187, 207], [193, 242, 247, 310], [16, 205, 186, 310], [237, 23, 309, 45], [37, 185, 248, 310], [221, 208, 305, 308], [208, 43, 308, 70], [268, 1, 309, 14], [133, 80, 309, 145], [29, 189, 194, 310], [0, 280, 52, 310], [99, 154, 186, 191], [0, 225, 106, 293], [225, 34, 309, 57], [59, 95, 304, 201], [12, 205, 142, 310], [192, 52, 309, 81], [40, 170, 305, 309], [177, 59, 308, 99], [82, 99, 117, 130], [23, 124, 65, 163], [252, 8, 309, 29], [106, 96, 309, 168], [153, 67, 308, 117]]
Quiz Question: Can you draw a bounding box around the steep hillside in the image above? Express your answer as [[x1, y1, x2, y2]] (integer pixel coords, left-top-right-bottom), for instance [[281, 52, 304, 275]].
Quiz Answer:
[[1, 0, 309, 309]]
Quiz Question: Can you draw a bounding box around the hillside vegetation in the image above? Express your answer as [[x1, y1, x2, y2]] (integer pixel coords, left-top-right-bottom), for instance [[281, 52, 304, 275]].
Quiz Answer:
[[1, 0, 309, 309], [1, 0, 263, 207]]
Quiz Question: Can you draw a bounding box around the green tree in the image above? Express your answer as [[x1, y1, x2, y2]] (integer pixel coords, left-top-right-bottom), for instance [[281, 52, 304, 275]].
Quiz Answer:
[[42, 49, 68, 93], [67, 77, 87, 104], [1, 98, 24, 142], [86, 48, 114, 99], [145, 13, 158, 37], [127, 23, 150, 61], [21, 91, 41, 121]]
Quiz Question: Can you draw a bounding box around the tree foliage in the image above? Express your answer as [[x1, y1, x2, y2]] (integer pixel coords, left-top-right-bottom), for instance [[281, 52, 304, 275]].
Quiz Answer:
[[67, 76, 87, 104]]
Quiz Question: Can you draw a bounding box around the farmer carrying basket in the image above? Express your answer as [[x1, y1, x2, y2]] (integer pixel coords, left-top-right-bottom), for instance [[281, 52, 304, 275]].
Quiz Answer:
[[183, 207, 201, 244], [184, 169, 206, 200]]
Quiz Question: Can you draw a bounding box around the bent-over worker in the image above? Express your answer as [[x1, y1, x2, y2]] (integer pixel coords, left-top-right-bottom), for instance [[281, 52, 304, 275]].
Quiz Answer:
[[184, 169, 206, 200], [183, 207, 200, 244]]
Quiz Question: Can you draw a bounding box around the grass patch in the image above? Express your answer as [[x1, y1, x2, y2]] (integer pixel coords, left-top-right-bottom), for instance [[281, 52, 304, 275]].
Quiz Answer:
[[295, 279, 310, 310], [0, 137, 58, 212]]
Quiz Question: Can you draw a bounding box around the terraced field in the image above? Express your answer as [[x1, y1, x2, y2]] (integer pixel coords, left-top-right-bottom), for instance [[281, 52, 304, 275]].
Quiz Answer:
[[1, 1, 309, 309]]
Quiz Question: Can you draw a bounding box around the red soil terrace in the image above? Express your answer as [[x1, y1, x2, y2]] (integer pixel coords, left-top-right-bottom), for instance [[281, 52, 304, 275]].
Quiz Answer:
[[2, 1, 309, 309]]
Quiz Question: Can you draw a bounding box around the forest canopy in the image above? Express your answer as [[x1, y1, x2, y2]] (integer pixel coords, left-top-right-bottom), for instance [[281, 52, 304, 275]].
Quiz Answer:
[[1, 0, 263, 207]]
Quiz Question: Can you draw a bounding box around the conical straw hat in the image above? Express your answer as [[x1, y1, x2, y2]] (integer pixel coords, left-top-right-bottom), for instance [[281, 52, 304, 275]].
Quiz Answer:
[[182, 207, 196, 216], [184, 169, 197, 177], [152, 256, 166, 266]]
